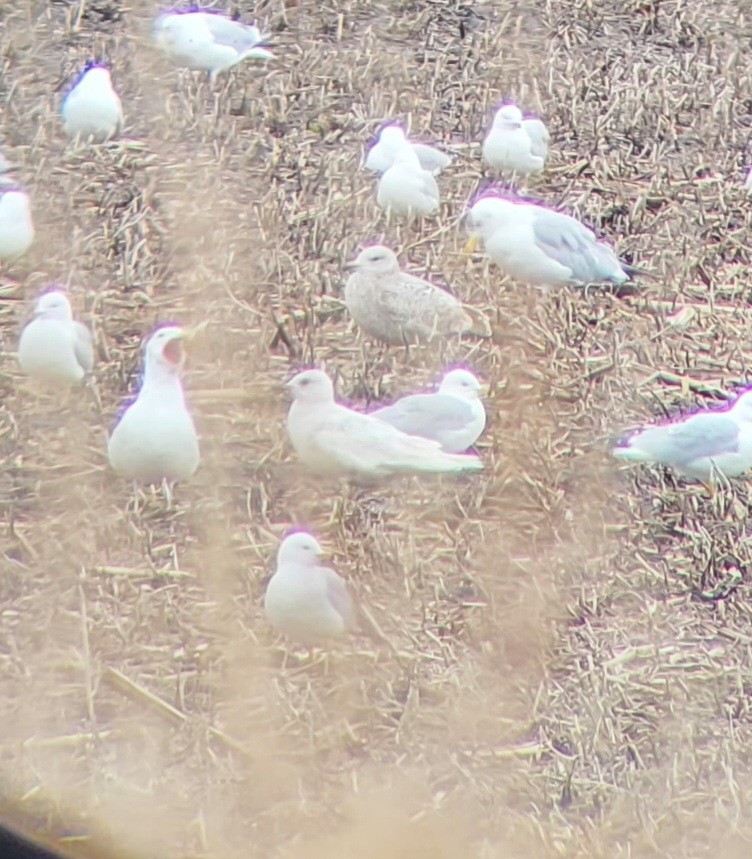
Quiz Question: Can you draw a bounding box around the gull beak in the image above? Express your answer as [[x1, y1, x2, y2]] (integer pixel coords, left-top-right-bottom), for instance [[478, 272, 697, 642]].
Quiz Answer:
[[343, 260, 360, 270], [463, 234, 481, 255], [178, 321, 207, 341], [478, 382, 491, 397]]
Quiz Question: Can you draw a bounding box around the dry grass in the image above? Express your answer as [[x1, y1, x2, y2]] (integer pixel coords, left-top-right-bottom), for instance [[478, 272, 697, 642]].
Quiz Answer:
[[2, 0, 752, 856]]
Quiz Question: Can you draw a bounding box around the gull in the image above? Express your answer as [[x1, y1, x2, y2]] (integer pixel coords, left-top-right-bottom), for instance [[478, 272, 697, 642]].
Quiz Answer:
[[372, 369, 487, 453], [0, 186, 34, 265], [264, 532, 356, 646], [108, 326, 200, 492], [365, 124, 452, 175], [343, 245, 472, 345], [613, 390, 752, 483], [464, 196, 631, 289], [482, 104, 549, 177], [18, 291, 94, 385], [62, 63, 123, 142], [376, 144, 440, 219], [153, 10, 274, 80], [286, 369, 483, 479]]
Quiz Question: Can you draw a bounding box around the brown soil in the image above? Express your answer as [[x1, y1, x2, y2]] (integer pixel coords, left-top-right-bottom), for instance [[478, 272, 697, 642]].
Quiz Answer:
[[2, 0, 752, 857]]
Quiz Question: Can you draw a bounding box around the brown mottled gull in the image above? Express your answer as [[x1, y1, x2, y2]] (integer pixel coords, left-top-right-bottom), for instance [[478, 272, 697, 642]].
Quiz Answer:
[[343, 245, 472, 345]]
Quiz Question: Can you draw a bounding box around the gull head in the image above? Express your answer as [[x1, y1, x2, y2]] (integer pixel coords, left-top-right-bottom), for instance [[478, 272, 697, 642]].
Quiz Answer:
[[344, 245, 400, 275], [0, 188, 31, 216], [152, 12, 196, 46], [731, 390, 752, 422], [34, 290, 73, 322], [465, 196, 515, 237], [152, 11, 178, 34], [145, 325, 188, 373], [286, 369, 335, 404], [80, 64, 113, 90], [494, 104, 524, 129], [440, 369, 484, 400], [277, 532, 325, 567], [378, 124, 407, 147]]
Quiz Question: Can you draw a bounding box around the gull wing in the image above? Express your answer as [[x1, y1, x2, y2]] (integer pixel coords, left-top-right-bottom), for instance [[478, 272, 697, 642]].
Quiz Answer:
[[373, 393, 474, 438]]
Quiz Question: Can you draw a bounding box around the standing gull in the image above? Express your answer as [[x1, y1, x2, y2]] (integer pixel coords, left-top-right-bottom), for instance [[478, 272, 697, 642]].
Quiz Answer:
[[365, 124, 452, 175], [465, 196, 631, 289], [0, 186, 34, 264], [62, 63, 123, 142], [153, 10, 273, 80], [264, 532, 356, 646], [372, 369, 487, 453], [482, 104, 549, 177], [108, 326, 200, 489], [343, 245, 471, 345], [376, 144, 440, 219], [286, 369, 483, 479], [18, 291, 94, 385], [613, 390, 752, 482]]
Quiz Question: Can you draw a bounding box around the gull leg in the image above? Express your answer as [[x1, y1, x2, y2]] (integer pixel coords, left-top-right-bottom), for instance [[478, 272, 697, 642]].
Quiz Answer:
[[162, 478, 173, 508]]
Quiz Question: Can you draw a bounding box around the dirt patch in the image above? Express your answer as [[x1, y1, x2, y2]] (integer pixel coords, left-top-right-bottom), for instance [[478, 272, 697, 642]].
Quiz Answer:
[[2, 0, 752, 856]]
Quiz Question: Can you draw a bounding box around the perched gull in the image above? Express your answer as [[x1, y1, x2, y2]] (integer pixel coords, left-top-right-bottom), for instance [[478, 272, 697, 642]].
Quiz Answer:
[[286, 369, 483, 479], [18, 291, 94, 385], [365, 125, 452, 175], [465, 196, 630, 289], [377, 144, 440, 219], [613, 391, 752, 483], [264, 532, 356, 646], [108, 326, 200, 487], [153, 10, 273, 80], [482, 104, 549, 177], [0, 187, 34, 264], [62, 63, 123, 142], [372, 369, 486, 453], [343, 245, 471, 345]]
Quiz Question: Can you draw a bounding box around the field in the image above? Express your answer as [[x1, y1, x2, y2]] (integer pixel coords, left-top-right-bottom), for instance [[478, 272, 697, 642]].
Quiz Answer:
[[2, 0, 752, 856]]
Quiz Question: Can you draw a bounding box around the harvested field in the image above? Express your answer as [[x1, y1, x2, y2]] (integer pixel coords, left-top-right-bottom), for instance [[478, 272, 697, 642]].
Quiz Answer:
[[2, 0, 752, 856]]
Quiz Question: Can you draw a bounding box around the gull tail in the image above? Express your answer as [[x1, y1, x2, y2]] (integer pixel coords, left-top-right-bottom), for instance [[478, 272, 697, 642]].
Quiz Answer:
[[398, 448, 483, 474], [242, 47, 275, 61], [612, 438, 653, 463]]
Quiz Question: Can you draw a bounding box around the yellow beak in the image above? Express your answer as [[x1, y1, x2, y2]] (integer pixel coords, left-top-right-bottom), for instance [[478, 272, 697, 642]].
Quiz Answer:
[[463, 234, 481, 255], [178, 321, 208, 341]]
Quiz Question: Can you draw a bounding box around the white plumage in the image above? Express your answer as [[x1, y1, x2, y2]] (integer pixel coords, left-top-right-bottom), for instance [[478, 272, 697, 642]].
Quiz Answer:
[[376, 144, 440, 219], [365, 125, 451, 175], [372, 369, 486, 453], [18, 291, 94, 385], [108, 326, 200, 485], [264, 532, 356, 646], [482, 104, 549, 176], [286, 369, 483, 479], [153, 10, 273, 80], [0, 188, 34, 264], [465, 196, 629, 289], [613, 391, 752, 482], [62, 64, 123, 142]]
